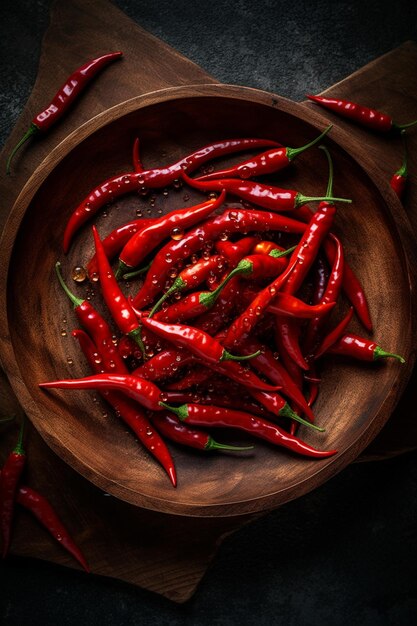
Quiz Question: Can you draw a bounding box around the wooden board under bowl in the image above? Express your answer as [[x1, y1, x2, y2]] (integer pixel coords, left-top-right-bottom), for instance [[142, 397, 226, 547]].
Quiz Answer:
[[0, 84, 416, 517]]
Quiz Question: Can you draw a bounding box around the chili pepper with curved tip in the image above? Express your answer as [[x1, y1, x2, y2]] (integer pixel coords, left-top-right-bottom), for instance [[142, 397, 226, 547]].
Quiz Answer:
[[132, 208, 307, 309], [197, 125, 332, 181], [116, 191, 227, 277], [39, 373, 165, 410], [390, 130, 408, 200], [72, 329, 177, 486], [15, 482, 90, 572], [86, 217, 155, 280], [327, 334, 405, 363], [159, 403, 335, 458], [182, 170, 351, 212], [148, 254, 228, 318], [92, 226, 146, 356], [307, 94, 417, 134], [56, 261, 129, 373], [313, 307, 354, 359], [6, 52, 123, 175], [0, 420, 26, 557], [150, 411, 254, 453], [62, 137, 280, 252]]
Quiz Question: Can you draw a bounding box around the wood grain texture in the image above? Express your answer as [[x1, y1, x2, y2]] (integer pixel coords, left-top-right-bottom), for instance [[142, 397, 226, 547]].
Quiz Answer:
[[1, 84, 416, 517], [0, 0, 416, 602]]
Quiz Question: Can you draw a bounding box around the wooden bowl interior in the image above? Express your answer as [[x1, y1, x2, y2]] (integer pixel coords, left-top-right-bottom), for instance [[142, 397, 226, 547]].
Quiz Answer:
[[4, 92, 412, 516]]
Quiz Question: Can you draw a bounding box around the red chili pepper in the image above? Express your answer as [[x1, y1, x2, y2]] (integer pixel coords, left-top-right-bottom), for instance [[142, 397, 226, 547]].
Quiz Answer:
[[205, 247, 295, 301], [150, 411, 253, 452], [140, 317, 260, 365], [267, 294, 335, 319], [322, 237, 372, 331], [132, 208, 307, 309], [182, 170, 351, 212], [86, 217, 155, 280], [133, 347, 194, 382], [238, 336, 315, 421], [390, 130, 408, 200], [196, 126, 332, 181], [307, 94, 417, 134], [62, 138, 280, 252], [327, 334, 405, 363], [92, 226, 145, 355], [159, 403, 336, 459], [252, 240, 285, 255], [55, 262, 129, 373], [39, 374, 165, 411], [274, 146, 337, 369], [313, 306, 354, 359], [72, 330, 177, 486], [303, 235, 344, 359], [148, 254, 227, 318], [164, 389, 268, 418], [6, 52, 123, 175], [0, 420, 26, 557], [214, 236, 259, 266], [15, 483, 90, 572], [116, 192, 226, 277]]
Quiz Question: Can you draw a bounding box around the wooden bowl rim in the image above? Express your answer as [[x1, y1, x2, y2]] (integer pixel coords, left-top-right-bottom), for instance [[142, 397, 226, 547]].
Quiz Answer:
[[1, 83, 416, 517]]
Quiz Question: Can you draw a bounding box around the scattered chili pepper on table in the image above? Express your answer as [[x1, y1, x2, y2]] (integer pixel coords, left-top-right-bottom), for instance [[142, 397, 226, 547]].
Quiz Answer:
[[6, 51, 123, 174], [306, 94, 417, 134], [0, 420, 26, 557]]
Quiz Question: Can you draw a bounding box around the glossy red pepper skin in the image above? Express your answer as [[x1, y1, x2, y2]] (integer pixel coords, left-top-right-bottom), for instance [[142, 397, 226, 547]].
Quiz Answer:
[[390, 131, 408, 200], [39, 374, 164, 411], [86, 217, 155, 279], [161, 403, 336, 459], [238, 337, 315, 421], [7, 52, 123, 174], [73, 330, 177, 486], [215, 236, 259, 266], [182, 171, 343, 212], [314, 307, 354, 359], [196, 125, 331, 182], [133, 348, 194, 382], [307, 95, 394, 132], [0, 422, 26, 557], [62, 138, 280, 252], [92, 227, 144, 351], [117, 192, 226, 272], [149, 254, 228, 317], [327, 334, 405, 363], [323, 237, 372, 332], [140, 317, 256, 366], [132, 209, 306, 309], [150, 412, 252, 452], [303, 236, 344, 359], [16, 483, 90, 572]]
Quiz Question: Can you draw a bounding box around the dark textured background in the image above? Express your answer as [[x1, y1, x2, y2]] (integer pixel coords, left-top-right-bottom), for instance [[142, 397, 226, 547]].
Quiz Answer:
[[1, 1, 417, 624]]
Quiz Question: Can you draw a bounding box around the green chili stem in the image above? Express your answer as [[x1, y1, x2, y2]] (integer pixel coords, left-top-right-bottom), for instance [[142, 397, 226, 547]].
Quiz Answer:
[[6, 124, 39, 175], [286, 124, 332, 161], [55, 262, 83, 308], [122, 262, 152, 281]]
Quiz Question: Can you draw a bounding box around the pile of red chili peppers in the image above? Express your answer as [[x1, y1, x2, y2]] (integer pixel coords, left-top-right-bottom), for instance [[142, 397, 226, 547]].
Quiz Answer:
[[38, 118, 407, 487]]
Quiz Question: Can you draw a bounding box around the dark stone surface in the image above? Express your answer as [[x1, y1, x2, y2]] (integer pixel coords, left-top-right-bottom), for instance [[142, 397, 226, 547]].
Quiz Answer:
[[1, 1, 417, 624]]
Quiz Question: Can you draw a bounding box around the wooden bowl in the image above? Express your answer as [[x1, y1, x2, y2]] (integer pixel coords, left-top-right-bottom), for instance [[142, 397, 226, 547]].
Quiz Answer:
[[1, 84, 416, 517]]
